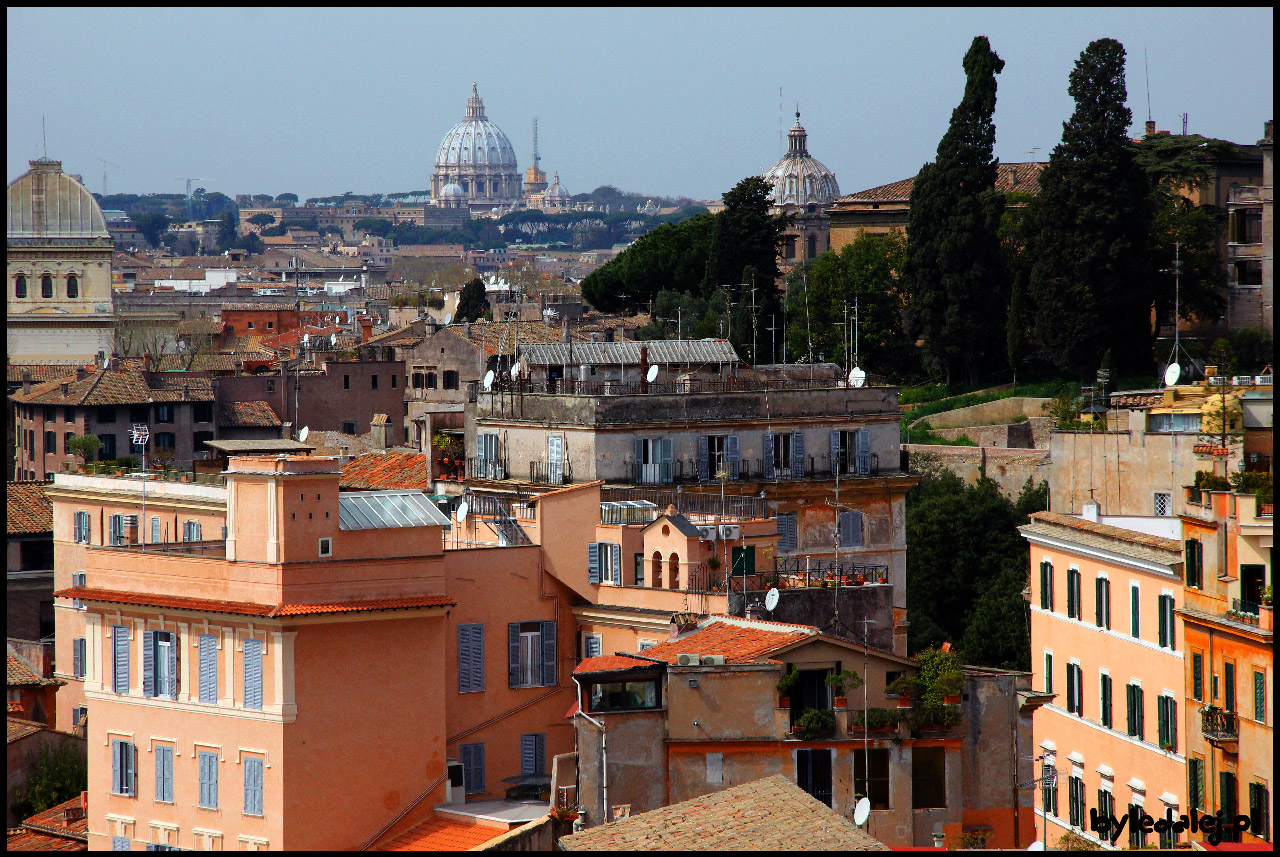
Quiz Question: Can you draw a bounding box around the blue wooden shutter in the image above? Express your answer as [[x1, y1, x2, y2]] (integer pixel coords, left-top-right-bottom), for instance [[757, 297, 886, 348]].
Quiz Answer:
[[762, 433, 774, 479], [73, 638, 83, 678], [585, 635, 602, 659], [243, 638, 263, 709], [198, 634, 217, 703], [199, 751, 217, 807], [462, 743, 485, 794], [142, 630, 155, 697], [125, 741, 136, 796], [791, 431, 805, 475], [633, 438, 644, 478], [829, 430, 841, 475], [856, 429, 871, 474], [587, 543, 601, 584], [611, 543, 621, 585], [156, 746, 173, 802], [540, 620, 557, 686], [244, 758, 264, 815], [458, 624, 484, 693], [113, 625, 129, 694], [112, 739, 122, 793], [659, 437, 673, 483], [697, 435, 710, 481], [167, 634, 178, 699], [726, 435, 739, 478], [839, 511, 862, 547], [521, 733, 537, 775], [457, 625, 472, 693], [508, 623, 521, 688]]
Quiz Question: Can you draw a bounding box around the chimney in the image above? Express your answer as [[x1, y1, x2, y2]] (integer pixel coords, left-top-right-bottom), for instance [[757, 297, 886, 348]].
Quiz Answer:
[[1144, 119, 1156, 137], [744, 603, 765, 621], [1081, 500, 1100, 523], [61, 381, 70, 397], [617, 320, 626, 342], [360, 317, 373, 343], [22, 371, 32, 395], [143, 352, 153, 373], [369, 414, 390, 450], [76, 366, 87, 381], [562, 318, 570, 343], [1265, 119, 1274, 141], [95, 350, 105, 369]]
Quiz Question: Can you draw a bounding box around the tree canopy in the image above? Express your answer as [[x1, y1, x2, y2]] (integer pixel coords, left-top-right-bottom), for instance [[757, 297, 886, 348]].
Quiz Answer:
[[580, 212, 716, 312], [904, 35, 1008, 385], [455, 277, 489, 323], [246, 213, 277, 226]]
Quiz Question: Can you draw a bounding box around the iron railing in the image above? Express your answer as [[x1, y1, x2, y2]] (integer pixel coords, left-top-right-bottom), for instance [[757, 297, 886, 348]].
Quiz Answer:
[[459, 491, 532, 546], [112, 540, 229, 558], [1231, 598, 1261, 618], [466, 456, 508, 481], [600, 487, 769, 520], [528, 460, 571, 486], [63, 462, 226, 486], [1201, 708, 1238, 742]]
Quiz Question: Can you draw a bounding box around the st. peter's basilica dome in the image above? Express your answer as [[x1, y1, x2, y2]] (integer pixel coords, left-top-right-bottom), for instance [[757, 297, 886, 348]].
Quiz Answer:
[[762, 112, 840, 207]]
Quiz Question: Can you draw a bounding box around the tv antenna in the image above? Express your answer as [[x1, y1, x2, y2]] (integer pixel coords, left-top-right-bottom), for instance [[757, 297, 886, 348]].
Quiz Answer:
[[531, 118, 540, 170], [96, 158, 119, 195], [1144, 45, 1152, 123]]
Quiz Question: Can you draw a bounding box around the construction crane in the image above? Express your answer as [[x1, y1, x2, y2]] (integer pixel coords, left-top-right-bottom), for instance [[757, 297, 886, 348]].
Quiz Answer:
[[174, 177, 210, 219], [96, 158, 119, 196]]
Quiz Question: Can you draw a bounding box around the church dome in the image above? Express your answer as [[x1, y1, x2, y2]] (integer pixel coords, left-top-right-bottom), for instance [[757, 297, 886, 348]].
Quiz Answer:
[[7, 158, 110, 240], [762, 113, 840, 207], [543, 172, 570, 203], [434, 84, 518, 173], [441, 182, 465, 198]]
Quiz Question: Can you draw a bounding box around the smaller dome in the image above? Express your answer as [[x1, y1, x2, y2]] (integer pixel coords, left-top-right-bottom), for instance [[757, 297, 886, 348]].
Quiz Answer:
[[762, 112, 839, 207], [544, 173, 570, 202], [8, 158, 110, 240], [441, 182, 465, 198]]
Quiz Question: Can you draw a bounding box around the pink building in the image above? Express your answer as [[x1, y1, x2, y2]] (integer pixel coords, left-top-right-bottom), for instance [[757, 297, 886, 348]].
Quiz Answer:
[[1021, 505, 1187, 849]]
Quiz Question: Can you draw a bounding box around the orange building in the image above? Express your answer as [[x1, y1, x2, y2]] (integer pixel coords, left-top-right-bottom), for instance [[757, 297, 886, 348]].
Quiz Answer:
[[1178, 485, 1272, 845], [1022, 506, 1189, 849]]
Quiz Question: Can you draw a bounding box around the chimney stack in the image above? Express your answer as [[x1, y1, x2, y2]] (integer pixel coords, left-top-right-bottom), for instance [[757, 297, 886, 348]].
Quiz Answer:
[[1144, 119, 1156, 137], [143, 352, 153, 373], [1265, 119, 1274, 141], [61, 382, 70, 397], [369, 414, 390, 450], [1081, 500, 1100, 523], [562, 318, 570, 343], [76, 366, 87, 381], [22, 371, 32, 395], [360, 317, 373, 343]]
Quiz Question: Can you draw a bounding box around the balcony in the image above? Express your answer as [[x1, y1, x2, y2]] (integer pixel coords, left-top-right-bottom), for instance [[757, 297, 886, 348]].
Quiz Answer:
[[624, 452, 885, 485], [60, 461, 226, 486], [1200, 707, 1238, 751]]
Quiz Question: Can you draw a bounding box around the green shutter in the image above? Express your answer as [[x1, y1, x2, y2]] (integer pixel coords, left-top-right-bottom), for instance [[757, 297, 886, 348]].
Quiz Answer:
[[1254, 670, 1266, 723], [1193, 652, 1203, 700], [1225, 662, 1236, 712], [1131, 587, 1140, 638]]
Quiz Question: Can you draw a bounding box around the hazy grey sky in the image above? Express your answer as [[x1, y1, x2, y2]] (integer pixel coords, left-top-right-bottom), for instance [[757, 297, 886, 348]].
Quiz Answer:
[[7, 8, 1273, 202]]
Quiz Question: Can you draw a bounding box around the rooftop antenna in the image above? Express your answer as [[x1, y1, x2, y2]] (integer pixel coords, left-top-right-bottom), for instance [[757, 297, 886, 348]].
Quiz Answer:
[[1144, 46, 1152, 123], [42, 115, 47, 157], [531, 117, 540, 171], [779, 86, 785, 157], [96, 158, 119, 196], [1181, 113, 1188, 135]]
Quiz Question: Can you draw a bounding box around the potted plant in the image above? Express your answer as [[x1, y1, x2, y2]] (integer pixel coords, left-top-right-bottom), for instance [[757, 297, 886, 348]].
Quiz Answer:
[[776, 667, 801, 709], [825, 669, 863, 709], [864, 707, 898, 732], [938, 671, 964, 705], [794, 707, 837, 740], [887, 675, 923, 708], [1161, 741, 1174, 753]]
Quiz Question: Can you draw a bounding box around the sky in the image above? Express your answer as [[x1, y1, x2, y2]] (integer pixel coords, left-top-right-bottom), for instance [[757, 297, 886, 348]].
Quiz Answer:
[[7, 8, 1273, 203]]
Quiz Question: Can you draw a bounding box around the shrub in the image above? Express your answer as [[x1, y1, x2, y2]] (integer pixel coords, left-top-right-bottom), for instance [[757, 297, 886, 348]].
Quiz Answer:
[[794, 708, 837, 740], [824, 669, 863, 697], [776, 667, 801, 696], [65, 434, 102, 462], [9, 741, 87, 822], [1194, 470, 1231, 491]]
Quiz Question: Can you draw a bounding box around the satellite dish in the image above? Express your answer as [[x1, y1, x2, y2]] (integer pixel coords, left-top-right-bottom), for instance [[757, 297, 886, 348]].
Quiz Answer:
[[443, 313, 453, 325], [482, 370, 495, 390], [646, 364, 659, 383], [850, 367, 866, 388], [298, 426, 309, 442], [853, 797, 871, 827], [303, 333, 310, 345], [1164, 363, 1182, 387], [764, 587, 780, 612], [1027, 842, 1044, 851], [330, 333, 337, 347], [455, 501, 469, 523], [510, 362, 521, 379]]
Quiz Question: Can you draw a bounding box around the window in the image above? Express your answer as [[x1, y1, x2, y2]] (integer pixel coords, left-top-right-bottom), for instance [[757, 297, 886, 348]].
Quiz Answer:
[[837, 511, 863, 548], [1220, 772, 1240, 842], [912, 746, 947, 808], [1254, 670, 1267, 723], [1097, 789, 1117, 844], [318, 538, 331, 557], [1039, 561, 1054, 611], [1100, 673, 1112, 728], [112, 625, 130, 693], [266, 321, 274, 329], [74, 511, 91, 544], [1067, 567, 1081, 619], [1249, 783, 1270, 841], [776, 513, 798, 552], [371, 374, 378, 389], [520, 733, 545, 776], [193, 402, 213, 423], [198, 750, 219, 809], [343, 374, 350, 390], [697, 434, 739, 480], [1044, 652, 1053, 694], [763, 431, 795, 478], [155, 745, 174, 802], [426, 372, 437, 389], [1042, 762, 1059, 817], [45, 430, 57, 454], [443, 370, 459, 390], [1224, 660, 1236, 712], [198, 634, 218, 703], [1148, 412, 1201, 432], [853, 748, 890, 810], [247, 321, 255, 329], [1066, 663, 1083, 715], [155, 404, 173, 423], [477, 432, 502, 479], [15, 273, 27, 298], [1130, 584, 1140, 638], [509, 621, 556, 688], [66, 274, 79, 298], [154, 432, 175, 451], [100, 433, 116, 460], [182, 521, 202, 542], [266, 380, 275, 393], [1158, 804, 1180, 849], [1158, 593, 1176, 648], [129, 404, 148, 423], [341, 421, 356, 434], [1185, 538, 1203, 588], [244, 757, 264, 816], [72, 706, 87, 727], [797, 747, 833, 807], [587, 543, 621, 585], [1152, 492, 1171, 516], [1095, 576, 1111, 629], [1126, 683, 1145, 739], [635, 437, 674, 484], [112, 739, 137, 796], [457, 624, 485, 693], [72, 572, 86, 609], [243, 638, 263, 709], [1158, 695, 1178, 752], [73, 637, 87, 678], [587, 677, 660, 712], [1128, 803, 1146, 848], [412, 372, 425, 389], [460, 743, 485, 794], [830, 428, 871, 475], [1068, 775, 1086, 829], [41, 274, 53, 298], [63, 431, 74, 453], [391, 374, 397, 389], [584, 634, 602, 659], [633, 553, 644, 586], [143, 630, 178, 699], [1192, 652, 1204, 701]]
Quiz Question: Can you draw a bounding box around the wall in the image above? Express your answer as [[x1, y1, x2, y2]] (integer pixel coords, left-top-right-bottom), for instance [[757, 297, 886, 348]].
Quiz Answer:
[[6, 728, 87, 827], [928, 417, 1052, 450], [912, 397, 1050, 430], [904, 444, 1050, 501], [575, 710, 667, 824], [728, 585, 895, 651]]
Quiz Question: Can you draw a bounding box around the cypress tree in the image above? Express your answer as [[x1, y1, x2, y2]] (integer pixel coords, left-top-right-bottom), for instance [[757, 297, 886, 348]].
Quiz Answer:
[[904, 35, 1007, 386], [1029, 38, 1154, 377]]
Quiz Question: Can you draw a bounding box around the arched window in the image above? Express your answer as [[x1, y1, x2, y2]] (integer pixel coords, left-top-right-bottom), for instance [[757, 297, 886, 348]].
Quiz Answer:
[[14, 273, 27, 298], [668, 552, 680, 590], [41, 274, 54, 298], [66, 274, 79, 298], [651, 551, 662, 588]]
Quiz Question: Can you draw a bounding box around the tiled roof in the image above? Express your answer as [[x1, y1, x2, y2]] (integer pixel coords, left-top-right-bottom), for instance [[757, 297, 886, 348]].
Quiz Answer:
[[1110, 392, 1163, 408], [54, 587, 455, 617], [375, 815, 510, 851], [218, 400, 282, 427], [559, 774, 889, 851], [834, 162, 1045, 204], [8, 649, 58, 687], [7, 481, 52, 535], [573, 655, 654, 675], [308, 430, 378, 457], [341, 452, 431, 490], [7, 716, 47, 743], [175, 317, 225, 336], [152, 353, 251, 373], [638, 617, 815, 665], [7, 364, 88, 385], [4, 829, 86, 851], [1193, 444, 1231, 456], [834, 176, 915, 203], [8, 368, 213, 405], [520, 339, 741, 367], [20, 794, 89, 841], [1022, 512, 1182, 563]]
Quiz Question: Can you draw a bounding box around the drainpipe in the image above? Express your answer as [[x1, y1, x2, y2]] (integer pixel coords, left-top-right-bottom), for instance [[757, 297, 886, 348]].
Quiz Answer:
[[574, 676, 607, 824]]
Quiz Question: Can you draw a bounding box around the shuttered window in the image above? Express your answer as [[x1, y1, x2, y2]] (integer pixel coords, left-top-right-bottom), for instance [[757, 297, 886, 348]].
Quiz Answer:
[[1100, 673, 1112, 729], [1158, 695, 1177, 752], [109, 514, 125, 545], [762, 433, 775, 478], [457, 624, 485, 693], [1130, 586, 1140, 639], [1044, 653, 1052, 694], [585, 635, 602, 659], [1065, 664, 1075, 714], [1126, 684, 1144, 739], [777, 513, 798, 552], [1068, 775, 1086, 828], [1192, 652, 1203, 701], [112, 625, 130, 694], [633, 552, 644, 586], [587, 543, 601, 584], [198, 634, 217, 703], [837, 511, 863, 547], [142, 630, 178, 699], [1039, 561, 1053, 611], [1157, 594, 1176, 648], [150, 516, 161, 544], [1097, 790, 1117, 843], [1184, 538, 1203, 588], [507, 621, 556, 688], [1225, 662, 1236, 713], [244, 757, 264, 816], [155, 745, 173, 802], [198, 751, 218, 808], [73, 638, 86, 678], [1248, 783, 1270, 841], [590, 543, 621, 584], [1066, 568, 1080, 619], [730, 544, 756, 576], [791, 431, 805, 476], [1254, 670, 1266, 723], [1188, 758, 1204, 810], [72, 572, 86, 610], [1095, 577, 1110, 628], [113, 837, 131, 850], [74, 511, 91, 543], [243, 638, 263, 709], [460, 742, 485, 794], [183, 521, 202, 542], [112, 739, 136, 796], [520, 733, 546, 776]]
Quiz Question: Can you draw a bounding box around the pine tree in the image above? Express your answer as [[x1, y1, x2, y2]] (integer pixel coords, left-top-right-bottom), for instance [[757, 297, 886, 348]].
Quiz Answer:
[[455, 277, 488, 323], [1029, 38, 1154, 377], [903, 36, 1008, 386]]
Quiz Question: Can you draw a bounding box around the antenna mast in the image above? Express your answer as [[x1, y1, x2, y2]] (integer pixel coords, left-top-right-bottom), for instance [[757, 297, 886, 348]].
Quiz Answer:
[[532, 118, 540, 170], [1144, 46, 1152, 123]]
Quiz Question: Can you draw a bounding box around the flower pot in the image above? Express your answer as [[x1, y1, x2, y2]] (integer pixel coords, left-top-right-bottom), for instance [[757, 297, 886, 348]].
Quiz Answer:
[[897, 696, 913, 709], [944, 694, 961, 705], [778, 696, 791, 709], [833, 696, 848, 709], [1261, 605, 1273, 632]]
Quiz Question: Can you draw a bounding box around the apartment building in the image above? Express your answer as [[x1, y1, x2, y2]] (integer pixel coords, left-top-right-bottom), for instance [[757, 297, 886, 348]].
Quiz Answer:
[[1021, 507, 1188, 849], [1178, 485, 1272, 845]]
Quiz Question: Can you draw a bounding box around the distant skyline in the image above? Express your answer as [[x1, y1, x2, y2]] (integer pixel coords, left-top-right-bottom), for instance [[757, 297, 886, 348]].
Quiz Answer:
[[6, 8, 1273, 203]]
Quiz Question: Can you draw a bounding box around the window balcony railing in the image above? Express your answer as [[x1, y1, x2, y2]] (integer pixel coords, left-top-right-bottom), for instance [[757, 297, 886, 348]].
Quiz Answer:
[[1200, 707, 1238, 744], [528, 460, 572, 486]]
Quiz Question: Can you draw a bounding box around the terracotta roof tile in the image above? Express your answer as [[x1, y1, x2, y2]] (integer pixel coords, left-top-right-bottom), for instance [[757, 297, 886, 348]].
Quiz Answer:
[[573, 655, 653, 675], [340, 452, 432, 490], [376, 814, 510, 851], [7, 364, 89, 385], [7, 649, 59, 687], [559, 774, 889, 851], [20, 794, 89, 840], [4, 829, 86, 851], [7, 481, 52, 535], [218, 400, 282, 427], [834, 162, 1045, 204], [54, 587, 455, 617], [152, 353, 248, 373], [639, 617, 814, 665], [7, 716, 47, 743], [8, 367, 213, 405], [175, 317, 225, 336], [1027, 512, 1181, 553]]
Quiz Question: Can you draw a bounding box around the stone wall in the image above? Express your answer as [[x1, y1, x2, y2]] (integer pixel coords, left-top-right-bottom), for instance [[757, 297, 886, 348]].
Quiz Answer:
[[904, 444, 1050, 500], [728, 584, 895, 650], [911, 397, 1050, 429], [927, 417, 1052, 450]]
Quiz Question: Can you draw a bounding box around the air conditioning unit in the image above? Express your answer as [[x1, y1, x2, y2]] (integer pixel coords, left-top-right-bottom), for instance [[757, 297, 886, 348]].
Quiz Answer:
[[676, 653, 701, 667], [700, 655, 726, 666], [718, 524, 741, 540], [444, 760, 466, 805], [1256, 375, 1273, 386], [1208, 376, 1228, 386], [696, 526, 718, 542], [1232, 375, 1253, 386]]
